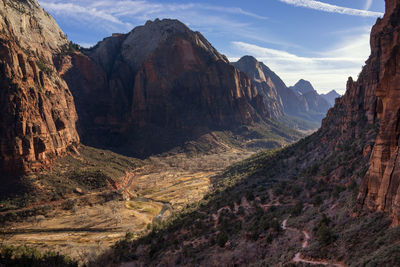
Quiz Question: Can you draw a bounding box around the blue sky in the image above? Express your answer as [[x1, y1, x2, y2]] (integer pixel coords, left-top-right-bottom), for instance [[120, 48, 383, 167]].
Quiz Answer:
[[38, 0, 385, 94]]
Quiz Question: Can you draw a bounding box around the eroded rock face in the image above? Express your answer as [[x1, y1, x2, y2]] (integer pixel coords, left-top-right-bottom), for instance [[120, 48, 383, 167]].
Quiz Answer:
[[62, 19, 270, 153], [357, 0, 400, 224], [231, 56, 284, 119], [0, 0, 79, 174]]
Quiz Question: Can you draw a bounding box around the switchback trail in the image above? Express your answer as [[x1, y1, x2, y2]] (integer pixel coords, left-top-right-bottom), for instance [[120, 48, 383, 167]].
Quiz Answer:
[[282, 218, 345, 267]]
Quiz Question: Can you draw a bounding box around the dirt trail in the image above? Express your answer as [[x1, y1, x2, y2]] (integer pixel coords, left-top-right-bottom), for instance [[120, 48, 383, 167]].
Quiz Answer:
[[282, 218, 345, 267]]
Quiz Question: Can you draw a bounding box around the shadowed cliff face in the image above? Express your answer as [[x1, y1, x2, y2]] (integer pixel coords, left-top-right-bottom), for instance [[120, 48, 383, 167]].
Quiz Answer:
[[0, 0, 79, 175], [231, 56, 285, 119], [62, 19, 273, 155], [358, 0, 400, 224]]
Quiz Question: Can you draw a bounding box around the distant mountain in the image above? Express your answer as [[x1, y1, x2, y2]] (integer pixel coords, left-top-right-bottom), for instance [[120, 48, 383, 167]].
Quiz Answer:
[[60, 19, 299, 156], [232, 57, 330, 129], [231, 56, 285, 119], [290, 79, 315, 95], [321, 90, 341, 106], [290, 79, 331, 114]]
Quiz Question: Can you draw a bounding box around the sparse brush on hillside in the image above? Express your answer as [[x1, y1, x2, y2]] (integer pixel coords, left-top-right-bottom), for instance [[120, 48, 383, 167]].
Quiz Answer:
[[91, 115, 393, 266]]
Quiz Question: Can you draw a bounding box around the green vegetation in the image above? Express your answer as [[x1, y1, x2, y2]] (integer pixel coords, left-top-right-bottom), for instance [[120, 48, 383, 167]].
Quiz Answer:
[[36, 57, 53, 76], [0, 245, 78, 267], [61, 41, 81, 54], [0, 145, 141, 221], [36, 145, 141, 195]]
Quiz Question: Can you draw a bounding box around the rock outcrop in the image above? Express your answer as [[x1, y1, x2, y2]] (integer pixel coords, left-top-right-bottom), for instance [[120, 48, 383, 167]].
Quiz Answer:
[[0, 0, 79, 174], [61, 20, 273, 154], [358, 0, 400, 224]]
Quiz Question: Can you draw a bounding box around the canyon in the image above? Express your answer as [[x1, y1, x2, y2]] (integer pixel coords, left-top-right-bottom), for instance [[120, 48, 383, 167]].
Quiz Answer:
[[1, 0, 400, 266]]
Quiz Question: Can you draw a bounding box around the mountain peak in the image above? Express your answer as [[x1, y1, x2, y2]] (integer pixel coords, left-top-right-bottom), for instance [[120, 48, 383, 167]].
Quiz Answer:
[[87, 18, 225, 72], [291, 79, 316, 95], [321, 90, 341, 106], [0, 0, 68, 56], [237, 55, 259, 64]]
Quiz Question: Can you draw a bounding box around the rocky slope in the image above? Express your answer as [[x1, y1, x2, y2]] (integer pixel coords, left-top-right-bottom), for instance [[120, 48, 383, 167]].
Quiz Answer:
[[358, 0, 400, 224], [321, 90, 341, 106], [61, 20, 283, 155], [0, 0, 79, 175]]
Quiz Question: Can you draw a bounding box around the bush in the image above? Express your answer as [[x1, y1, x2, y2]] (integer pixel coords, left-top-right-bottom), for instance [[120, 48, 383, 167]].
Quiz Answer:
[[291, 201, 303, 216], [217, 232, 228, 247], [313, 195, 322, 206]]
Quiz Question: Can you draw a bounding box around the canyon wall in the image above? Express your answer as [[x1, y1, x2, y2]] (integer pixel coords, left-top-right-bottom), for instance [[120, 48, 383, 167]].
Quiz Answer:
[[0, 0, 79, 174]]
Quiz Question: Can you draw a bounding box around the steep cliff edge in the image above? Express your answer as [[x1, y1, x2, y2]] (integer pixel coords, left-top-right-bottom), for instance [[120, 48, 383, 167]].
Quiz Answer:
[[358, 0, 400, 224], [0, 0, 79, 175]]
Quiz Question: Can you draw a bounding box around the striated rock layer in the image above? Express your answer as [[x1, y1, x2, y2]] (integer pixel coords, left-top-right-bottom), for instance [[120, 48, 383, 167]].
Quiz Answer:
[[61, 19, 273, 154], [358, 0, 400, 224], [0, 0, 79, 174]]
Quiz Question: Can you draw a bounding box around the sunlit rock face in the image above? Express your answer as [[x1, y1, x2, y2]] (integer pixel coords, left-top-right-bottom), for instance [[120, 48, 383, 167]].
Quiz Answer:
[[0, 0, 79, 174], [358, 0, 400, 224]]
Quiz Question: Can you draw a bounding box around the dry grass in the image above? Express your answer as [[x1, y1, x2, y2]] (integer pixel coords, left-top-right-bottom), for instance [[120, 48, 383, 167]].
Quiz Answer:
[[1, 148, 256, 265]]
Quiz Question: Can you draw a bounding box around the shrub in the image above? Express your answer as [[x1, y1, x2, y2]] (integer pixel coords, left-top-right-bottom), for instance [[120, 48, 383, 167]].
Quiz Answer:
[[217, 232, 228, 247], [291, 201, 303, 216]]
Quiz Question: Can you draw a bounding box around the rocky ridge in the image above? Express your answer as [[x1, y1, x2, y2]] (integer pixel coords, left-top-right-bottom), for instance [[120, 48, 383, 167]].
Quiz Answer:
[[233, 56, 330, 127]]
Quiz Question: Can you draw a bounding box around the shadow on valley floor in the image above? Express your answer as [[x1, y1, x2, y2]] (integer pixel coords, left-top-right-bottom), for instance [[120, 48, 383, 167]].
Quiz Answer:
[[77, 121, 305, 159]]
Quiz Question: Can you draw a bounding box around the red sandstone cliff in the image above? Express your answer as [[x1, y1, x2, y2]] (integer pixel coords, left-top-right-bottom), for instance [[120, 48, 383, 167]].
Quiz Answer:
[[358, 0, 400, 223], [0, 0, 79, 174]]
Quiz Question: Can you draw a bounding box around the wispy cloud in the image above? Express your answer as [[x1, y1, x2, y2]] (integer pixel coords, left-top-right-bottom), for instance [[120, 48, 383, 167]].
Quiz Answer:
[[39, 1, 267, 29], [278, 0, 383, 17], [230, 31, 371, 93], [364, 0, 373, 11], [39, 0, 274, 45]]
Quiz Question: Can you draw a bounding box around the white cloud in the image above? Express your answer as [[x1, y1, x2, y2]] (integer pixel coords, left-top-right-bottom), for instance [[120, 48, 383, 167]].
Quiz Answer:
[[230, 31, 371, 94], [39, 1, 267, 30], [278, 0, 383, 17]]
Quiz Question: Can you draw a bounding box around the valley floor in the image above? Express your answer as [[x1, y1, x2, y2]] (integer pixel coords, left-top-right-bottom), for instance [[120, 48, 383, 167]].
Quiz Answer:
[[0, 147, 253, 264]]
